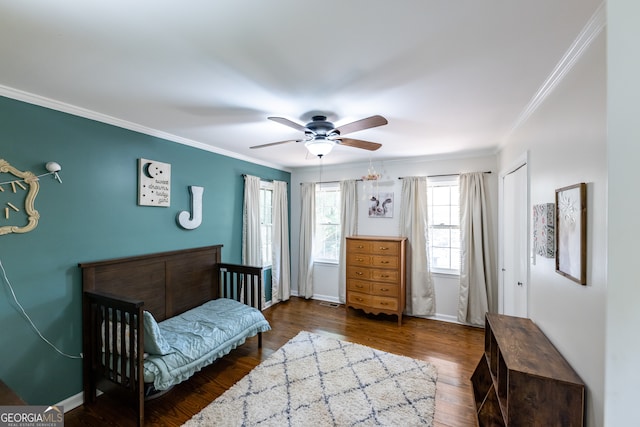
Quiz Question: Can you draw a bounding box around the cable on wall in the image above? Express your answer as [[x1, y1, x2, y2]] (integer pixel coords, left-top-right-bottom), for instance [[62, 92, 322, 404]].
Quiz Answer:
[[0, 259, 82, 359]]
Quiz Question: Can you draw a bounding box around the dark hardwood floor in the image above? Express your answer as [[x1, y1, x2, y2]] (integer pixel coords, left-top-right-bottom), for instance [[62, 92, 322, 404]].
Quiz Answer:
[[65, 297, 484, 426]]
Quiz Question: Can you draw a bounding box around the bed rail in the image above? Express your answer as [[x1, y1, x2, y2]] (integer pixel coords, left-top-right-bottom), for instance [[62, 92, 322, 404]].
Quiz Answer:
[[217, 263, 264, 347], [82, 291, 145, 426]]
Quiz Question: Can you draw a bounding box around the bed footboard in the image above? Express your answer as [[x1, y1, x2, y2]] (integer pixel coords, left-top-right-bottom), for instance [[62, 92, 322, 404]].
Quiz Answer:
[[82, 291, 145, 426], [218, 263, 264, 346]]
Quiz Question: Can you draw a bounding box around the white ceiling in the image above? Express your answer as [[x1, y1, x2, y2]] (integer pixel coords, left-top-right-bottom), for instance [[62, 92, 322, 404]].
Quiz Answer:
[[0, 1, 603, 170]]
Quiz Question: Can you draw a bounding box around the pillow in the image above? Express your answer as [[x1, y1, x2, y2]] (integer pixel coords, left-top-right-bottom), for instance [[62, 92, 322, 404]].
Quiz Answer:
[[143, 311, 172, 355]]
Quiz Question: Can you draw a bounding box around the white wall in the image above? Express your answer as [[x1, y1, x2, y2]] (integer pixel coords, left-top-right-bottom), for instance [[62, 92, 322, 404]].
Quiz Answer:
[[289, 152, 497, 322], [605, 1, 640, 425], [498, 30, 606, 427]]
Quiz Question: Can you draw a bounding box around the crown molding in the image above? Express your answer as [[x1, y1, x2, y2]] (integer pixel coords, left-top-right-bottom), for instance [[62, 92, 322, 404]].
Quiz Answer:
[[0, 85, 291, 173], [502, 2, 606, 144]]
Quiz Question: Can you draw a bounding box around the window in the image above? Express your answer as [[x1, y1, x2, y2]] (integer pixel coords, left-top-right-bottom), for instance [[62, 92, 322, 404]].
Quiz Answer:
[[259, 181, 273, 267], [315, 184, 341, 262], [427, 178, 460, 273]]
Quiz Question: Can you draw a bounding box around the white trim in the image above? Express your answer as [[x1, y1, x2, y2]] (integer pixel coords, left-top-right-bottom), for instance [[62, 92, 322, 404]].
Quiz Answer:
[[311, 294, 341, 304], [0, 85, 291, 173], [291, 148, 498, 174], [56, 389, 103, 413], [502, 2, 606, 143]]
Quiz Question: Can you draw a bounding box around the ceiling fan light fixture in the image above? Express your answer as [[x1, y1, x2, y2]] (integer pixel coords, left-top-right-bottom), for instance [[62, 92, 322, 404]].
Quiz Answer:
[[305, 137, 335, 157]]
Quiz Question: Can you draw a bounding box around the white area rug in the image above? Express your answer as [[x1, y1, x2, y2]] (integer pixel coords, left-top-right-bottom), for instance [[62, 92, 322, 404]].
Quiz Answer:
[[183, 331, 437, 426]]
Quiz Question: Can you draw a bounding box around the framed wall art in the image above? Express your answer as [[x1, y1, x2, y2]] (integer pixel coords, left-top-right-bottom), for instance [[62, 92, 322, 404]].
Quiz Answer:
[[138, 158, 171, 207], [555, 183, 586, 285], [368, 192, 393, 218], [533, 203, 555, 258]]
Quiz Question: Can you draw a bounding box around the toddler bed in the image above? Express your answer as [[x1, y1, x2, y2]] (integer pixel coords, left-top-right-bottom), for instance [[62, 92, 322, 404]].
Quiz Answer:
[[80, 245, 269, 426]]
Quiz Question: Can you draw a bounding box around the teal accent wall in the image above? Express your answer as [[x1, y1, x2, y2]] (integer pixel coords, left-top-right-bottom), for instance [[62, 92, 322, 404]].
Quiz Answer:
[[263, 267, 273, 302], [0, 95, 290, 405]]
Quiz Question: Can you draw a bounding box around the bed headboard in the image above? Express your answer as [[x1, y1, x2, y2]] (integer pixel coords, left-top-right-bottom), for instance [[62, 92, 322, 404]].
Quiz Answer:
[[79, 245, 222, 321]]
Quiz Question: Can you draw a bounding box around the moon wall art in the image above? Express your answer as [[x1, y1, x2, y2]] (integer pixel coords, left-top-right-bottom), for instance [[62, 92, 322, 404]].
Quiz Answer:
[[138, 158, 171, 207]]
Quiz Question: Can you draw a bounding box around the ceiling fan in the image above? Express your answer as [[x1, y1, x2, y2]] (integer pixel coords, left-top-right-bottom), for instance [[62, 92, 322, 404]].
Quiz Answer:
[[250, 114, 388, 157]]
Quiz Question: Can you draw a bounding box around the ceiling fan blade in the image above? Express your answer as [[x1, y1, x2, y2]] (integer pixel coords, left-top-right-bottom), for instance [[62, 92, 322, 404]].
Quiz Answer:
[[268, 116, 309, 132], [337, 138, 382, 151], [333, 115, 388, 136], [250, 139, 301, 149]]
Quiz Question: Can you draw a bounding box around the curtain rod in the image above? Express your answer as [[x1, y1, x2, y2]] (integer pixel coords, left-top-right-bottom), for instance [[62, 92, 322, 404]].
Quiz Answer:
[[242, 174, 279, 183], [300, 179, 364, 185], [398, 171, 492, 179]]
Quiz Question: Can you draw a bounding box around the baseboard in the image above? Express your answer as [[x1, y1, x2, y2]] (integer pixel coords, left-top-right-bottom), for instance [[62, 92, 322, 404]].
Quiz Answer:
[[311, 294, 341, 304], [57, 390, 103, 413], [284, 294, 470, 326], [428, 313, 461, 324]]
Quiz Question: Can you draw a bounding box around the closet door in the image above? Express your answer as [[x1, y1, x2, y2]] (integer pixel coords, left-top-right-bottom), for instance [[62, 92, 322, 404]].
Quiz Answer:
[[501, 162, 528, 318]]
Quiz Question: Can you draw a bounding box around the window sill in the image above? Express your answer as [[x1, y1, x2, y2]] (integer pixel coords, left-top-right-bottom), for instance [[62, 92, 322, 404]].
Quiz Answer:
[[313, 260, 339, 266], [431, 270, 460, 278]]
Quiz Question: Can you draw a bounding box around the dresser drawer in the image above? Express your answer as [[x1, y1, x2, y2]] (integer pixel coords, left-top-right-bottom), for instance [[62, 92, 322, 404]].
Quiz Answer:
[[347, 266, 372, 280], [371, 283, 399, 297], [347, 253, 372, 266], [371, 269, 398, 283], [369, 241, 400, 256], [371, 255, 398, 268], [347, 279, 371, 293], [347, 240, 372, 254], [371, 296, 399, 311], [347, 291, 372, 306]]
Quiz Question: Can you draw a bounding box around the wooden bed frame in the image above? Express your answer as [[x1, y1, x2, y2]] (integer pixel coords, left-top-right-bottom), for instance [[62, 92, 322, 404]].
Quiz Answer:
[[80, 245, 264, 426]]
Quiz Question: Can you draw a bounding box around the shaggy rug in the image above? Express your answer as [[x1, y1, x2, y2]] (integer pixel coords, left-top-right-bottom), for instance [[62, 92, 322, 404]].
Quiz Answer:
[[182, 331, 437, 427]]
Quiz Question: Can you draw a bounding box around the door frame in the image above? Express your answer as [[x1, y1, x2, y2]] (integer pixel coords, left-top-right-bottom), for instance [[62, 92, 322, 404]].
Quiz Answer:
[[498, 151, 530, 315]]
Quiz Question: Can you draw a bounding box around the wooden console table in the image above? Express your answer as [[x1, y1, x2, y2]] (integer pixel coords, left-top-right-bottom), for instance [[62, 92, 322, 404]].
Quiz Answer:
[[471, 313, 585, 426]]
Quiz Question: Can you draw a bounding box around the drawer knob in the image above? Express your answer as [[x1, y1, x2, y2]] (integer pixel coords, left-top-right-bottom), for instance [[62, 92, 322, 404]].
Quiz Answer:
[[380, 260, 389, 264], [356, 298, 364, 302], [380, 302, 389, 306], [356, 272, 363, 276], [380, 247, 389, 250], [357, 245, 364, 249], [380, 288, 389, 292], [356, 284, 363, 288], [381, 275, 389, 278], [357, 258, 364, 262]]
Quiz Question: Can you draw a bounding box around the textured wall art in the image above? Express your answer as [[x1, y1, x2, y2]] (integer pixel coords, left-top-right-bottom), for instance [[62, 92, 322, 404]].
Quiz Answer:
[[533, 203, 555, 258]]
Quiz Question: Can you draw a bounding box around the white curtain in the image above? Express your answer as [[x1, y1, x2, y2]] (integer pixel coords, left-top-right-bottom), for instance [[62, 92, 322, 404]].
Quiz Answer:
[[298, 182, 316, 299], [399, 176, 435, 315], [271, 180, 291, 303], [458, 172, 494, 326], [338, 180, 358, 303], [242, 175, 262, 267]]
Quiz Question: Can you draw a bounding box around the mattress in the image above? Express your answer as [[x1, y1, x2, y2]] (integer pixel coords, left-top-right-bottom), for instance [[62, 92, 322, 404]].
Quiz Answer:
[[142, 298, 271, 390]]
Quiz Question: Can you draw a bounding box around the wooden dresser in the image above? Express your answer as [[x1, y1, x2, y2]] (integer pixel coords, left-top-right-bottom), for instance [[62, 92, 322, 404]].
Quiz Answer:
[[471, 313, 585, 426], [345, 236, 407, 325]]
